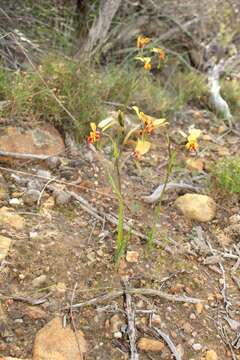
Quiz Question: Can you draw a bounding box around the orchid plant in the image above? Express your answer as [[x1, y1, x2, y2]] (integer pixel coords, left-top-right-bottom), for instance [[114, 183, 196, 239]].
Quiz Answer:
[[87, 108, 167, 262]]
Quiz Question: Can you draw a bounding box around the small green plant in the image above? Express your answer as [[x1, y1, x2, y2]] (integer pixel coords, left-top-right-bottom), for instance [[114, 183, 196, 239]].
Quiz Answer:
[[212, 157, 240, 194]]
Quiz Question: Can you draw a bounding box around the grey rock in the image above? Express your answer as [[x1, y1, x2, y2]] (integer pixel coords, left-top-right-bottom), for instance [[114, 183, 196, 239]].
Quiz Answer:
[[54, 191, 72, 206], [59, 168, 74, 180], [46, 156, 61, 169], [37, 170, 51, 179], [23, 189, 40, 206], [27, 179, 42, 191], [68, 159, 85, 168], [10, 174, 28, 186]]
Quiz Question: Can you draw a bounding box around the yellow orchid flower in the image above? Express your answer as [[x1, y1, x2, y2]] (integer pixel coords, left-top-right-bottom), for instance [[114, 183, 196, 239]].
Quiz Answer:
[[134, 138, 151, 160], [185, 128, 202, 152], [132, 106, 166, 134], [137, 35, 151, 49], [87, 122, 101, 144], [135, 56, 152, 71], [152, 47, 166, 60]]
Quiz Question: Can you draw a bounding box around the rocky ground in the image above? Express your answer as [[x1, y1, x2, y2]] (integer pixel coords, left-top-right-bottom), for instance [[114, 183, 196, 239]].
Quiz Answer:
[[0, 109, 240, 360]]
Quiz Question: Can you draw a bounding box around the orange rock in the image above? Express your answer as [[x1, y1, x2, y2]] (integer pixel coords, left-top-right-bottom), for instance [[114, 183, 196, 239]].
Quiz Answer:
[[195, 302, 203, 315], [23, 306, 47, 320], [0, 125, 64, 163], [33, 318, 87, 360], [138, 338, 165, 352]]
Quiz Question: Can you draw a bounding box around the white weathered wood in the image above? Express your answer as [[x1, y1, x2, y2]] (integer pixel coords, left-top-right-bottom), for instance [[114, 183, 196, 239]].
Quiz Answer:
[[142, 182, 201, 204], [208, 61, 233, 122]]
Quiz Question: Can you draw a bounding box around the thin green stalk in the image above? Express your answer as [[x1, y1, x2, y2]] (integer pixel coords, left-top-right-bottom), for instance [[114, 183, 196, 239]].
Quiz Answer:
[[106, 136, 128, 263], [147, 137, 176, 252], [115, 198, 125, 262]]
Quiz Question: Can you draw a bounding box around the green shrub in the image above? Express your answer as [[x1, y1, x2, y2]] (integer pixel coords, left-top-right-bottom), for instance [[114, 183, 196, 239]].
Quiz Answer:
[[101, 65, 139, 106], [212, 157, 240, 193], [171, 71, 208, 108], [221, 78, 240, 114], [101, 65, 174, 115], [0, 56, 106, 140]]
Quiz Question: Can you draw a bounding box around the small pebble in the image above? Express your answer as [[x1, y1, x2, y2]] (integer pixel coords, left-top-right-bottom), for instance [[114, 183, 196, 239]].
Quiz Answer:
[[46, 156, 60, 169], [37, 169, 51, 178], [9, 198, 22, 206], [190, 312, 196, 320], [23, 189, 40, 206], [192, 343, 202, 351], [32, 274, 47, 288], [113, 331, 122, 339]]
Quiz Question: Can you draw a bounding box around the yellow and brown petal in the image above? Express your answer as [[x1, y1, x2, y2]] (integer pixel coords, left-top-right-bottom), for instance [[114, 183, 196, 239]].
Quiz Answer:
[[185, 128, 202, 152], [135, 56, 152, 71], [137, 35, 151, 49], [134, 138, 151, 159], [152, 47, 166, 60], [132, 106, 166, 134], [87, 122, 101, 144]]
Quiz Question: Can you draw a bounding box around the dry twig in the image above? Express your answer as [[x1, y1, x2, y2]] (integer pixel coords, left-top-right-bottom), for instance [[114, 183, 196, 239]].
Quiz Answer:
[[64, 288, 204, 310], [153, 327, 182, 360], [124, 291, 139, 360], [69, 283, 83, 360], [142, 182, 202, 204]]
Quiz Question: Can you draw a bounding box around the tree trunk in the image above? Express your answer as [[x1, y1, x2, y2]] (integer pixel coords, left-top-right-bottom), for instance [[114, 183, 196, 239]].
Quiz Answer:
[[75, 0, 122, 59]]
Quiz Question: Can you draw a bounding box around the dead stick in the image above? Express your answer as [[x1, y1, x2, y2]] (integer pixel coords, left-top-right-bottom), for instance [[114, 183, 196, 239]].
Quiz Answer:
[[70, 283, 83, 360], [153, 327, 182, 360], [143, 182, 202, 204], [64, 288, 204, 310], [0, 150, 52, 160], [124, 291, 139, 360]]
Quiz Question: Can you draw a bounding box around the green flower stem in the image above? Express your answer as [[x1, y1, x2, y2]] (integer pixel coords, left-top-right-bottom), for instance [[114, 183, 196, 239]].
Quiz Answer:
[[148, 137, 176, 251]]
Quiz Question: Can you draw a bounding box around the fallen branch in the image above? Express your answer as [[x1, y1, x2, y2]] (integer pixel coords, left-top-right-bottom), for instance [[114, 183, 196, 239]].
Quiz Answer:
[[0, 292, 51, 305], [124, 290, 139, 360], [153, 327, 182, 360], [142, 182, 202, 204], [0, 150, 52, 161], [76, 0, 122, 58], [69, 283, 83, 360], [64, 288, 204, 310], [37, 176, 57, 207]]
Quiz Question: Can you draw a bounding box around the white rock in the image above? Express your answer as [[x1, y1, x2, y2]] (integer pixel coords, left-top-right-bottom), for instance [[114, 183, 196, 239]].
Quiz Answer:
[[9, 198, 23, 206], [175, 194, 216, 222], [192, 343, 202, 351]]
